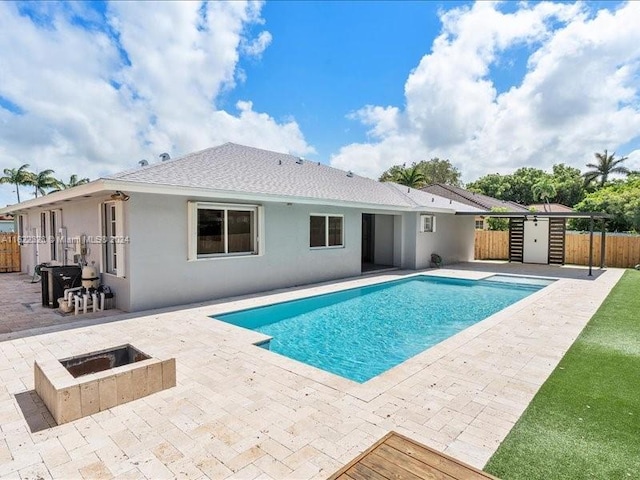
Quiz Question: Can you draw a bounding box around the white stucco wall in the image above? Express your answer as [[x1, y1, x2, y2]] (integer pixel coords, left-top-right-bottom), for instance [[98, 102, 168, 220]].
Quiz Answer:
[[126, 193, 363, 311], [16, 196, 132, 310], [413, 212, 475, 269], [14, 192, 477, 312], [399, 212, 418, 269], [373, 214, 395, 266]]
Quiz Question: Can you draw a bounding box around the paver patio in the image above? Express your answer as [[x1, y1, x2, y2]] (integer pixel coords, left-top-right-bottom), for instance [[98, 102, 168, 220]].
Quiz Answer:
[[0, 273, 124, 341], [0, 264, 623, 479]]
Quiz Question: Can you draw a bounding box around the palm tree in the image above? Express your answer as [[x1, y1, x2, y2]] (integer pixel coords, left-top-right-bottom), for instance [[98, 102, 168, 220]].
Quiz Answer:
[[583, 150, 629, 188], [51, 174, 90, 192], [396, 165, 426, 189], [532, 178, 557, 211], [27, 170, 60, 198], [0, 164, 32, 203]]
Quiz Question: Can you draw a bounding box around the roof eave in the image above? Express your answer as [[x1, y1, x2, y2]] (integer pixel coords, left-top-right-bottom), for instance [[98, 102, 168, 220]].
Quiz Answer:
[[455, 211, 611, 219], [0, 179, 113, 214]]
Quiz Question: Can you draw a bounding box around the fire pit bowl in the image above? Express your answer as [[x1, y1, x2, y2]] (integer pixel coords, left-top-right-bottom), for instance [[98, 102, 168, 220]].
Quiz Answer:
[[35, 344, 175, 425]]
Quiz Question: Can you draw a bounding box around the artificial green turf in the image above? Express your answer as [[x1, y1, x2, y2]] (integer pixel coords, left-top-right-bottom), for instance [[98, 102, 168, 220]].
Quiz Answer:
[[484, 269, 640, 480]]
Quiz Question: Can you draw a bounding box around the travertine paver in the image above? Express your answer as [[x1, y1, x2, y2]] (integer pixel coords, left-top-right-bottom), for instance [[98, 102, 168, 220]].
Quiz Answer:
[[0, 273, 124, 340], [0, 264, 624, 479]]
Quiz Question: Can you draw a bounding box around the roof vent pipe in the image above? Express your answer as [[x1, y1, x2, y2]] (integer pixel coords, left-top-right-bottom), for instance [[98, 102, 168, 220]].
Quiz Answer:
[[159, 153, 171, 161], [296, 157, 304, 165], [346, 171, 353, 178], [138, 159, 149, 167]]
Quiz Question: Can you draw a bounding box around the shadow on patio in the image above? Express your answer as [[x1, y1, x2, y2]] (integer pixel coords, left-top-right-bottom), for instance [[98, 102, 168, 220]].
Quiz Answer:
[[450, 260, 606, 280]]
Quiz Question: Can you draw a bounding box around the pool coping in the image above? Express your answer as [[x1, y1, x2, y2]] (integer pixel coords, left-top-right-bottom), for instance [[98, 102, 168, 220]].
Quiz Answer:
[[206, 270, 565, 402]]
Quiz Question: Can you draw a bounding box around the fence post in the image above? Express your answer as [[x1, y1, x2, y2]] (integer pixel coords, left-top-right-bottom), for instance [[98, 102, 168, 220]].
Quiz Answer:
[[588, 217, 594, 276]]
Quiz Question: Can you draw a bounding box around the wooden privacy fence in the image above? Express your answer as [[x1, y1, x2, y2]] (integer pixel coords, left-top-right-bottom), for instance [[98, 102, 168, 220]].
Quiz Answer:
[[475, 230, 640, 268], [475, 230, 509, 261], [0, 233, 21, 273]]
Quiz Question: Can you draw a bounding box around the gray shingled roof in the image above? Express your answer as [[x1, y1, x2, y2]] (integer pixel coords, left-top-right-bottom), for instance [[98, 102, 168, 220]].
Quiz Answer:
[[421, 183, 529, 212], [108, 143, 480, 212], [528, 203, 573, 213]]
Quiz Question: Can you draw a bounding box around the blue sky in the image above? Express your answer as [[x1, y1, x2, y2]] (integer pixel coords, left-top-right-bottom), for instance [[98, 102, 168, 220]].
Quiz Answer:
[[1, 1, 640, 207], [223, 1, 449, 159]]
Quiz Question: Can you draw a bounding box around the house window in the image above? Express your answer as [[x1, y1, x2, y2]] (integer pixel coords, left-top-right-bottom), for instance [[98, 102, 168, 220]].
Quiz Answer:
[[475, 219, 485, 230], [103, 202, 118, 274], [420, 215, 436, 233], [310, 215, 343, 248], [40, 212, 47, 241], [190, 202, 258, 259], [49, 210, 61, 261], [17, 215, 25, 244]]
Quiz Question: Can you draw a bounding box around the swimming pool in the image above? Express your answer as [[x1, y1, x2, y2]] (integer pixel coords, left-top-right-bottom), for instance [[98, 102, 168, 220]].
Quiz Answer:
[[214, 275, 552, 383]]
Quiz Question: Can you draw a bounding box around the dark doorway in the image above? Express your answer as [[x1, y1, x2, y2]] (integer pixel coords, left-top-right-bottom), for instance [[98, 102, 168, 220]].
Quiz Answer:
[[362, 214, 375, 264]]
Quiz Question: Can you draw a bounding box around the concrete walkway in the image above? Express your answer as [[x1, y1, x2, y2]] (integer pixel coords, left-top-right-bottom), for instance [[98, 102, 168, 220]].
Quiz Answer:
[[0, 265, 624, 479]]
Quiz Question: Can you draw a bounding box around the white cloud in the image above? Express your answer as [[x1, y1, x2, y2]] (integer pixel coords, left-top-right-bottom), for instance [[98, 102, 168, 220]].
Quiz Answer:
[[241, 31, 272, 58], [331, 1, 640, 183], [0, 1, 312, 206], [627, 149, 640, 172]]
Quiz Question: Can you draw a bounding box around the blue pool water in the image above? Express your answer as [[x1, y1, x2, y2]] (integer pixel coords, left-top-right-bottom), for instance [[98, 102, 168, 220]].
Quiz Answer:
[[214, 275, 550, 383]]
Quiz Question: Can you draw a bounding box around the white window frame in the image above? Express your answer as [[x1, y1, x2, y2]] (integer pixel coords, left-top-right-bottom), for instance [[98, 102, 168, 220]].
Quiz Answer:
[[309, 214, 344, 249], [188, 202, 261, 260], [420, 214, 436, 233], [101, 201, 125, 277], [475, 218, 485, 230]]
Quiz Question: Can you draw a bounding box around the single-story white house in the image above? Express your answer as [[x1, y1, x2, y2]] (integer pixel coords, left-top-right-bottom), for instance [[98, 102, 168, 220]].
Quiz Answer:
[[0, 143, 481, 312]]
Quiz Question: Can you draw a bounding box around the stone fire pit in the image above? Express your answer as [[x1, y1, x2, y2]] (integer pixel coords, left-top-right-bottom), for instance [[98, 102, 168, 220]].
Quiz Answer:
[[34, 344, 176, 425]]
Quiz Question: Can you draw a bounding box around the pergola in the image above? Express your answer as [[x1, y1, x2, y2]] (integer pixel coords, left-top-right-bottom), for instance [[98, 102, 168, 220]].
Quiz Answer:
[[456, 211, 611, 276]]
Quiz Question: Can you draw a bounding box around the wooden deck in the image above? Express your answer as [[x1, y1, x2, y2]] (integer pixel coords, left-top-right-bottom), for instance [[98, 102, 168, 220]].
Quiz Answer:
[[328, 431, 499, 480]]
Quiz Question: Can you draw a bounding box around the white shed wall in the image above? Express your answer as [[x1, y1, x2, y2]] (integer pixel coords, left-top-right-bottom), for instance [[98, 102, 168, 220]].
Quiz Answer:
[[414, 212, 475, 269]]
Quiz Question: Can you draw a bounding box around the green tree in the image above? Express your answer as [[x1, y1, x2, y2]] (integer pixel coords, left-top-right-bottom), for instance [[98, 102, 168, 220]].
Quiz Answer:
[[0, 163, 32, 203], [395, 165, 426, 188], [379, 164, 405, 183], [466, 173, 512, 199], [509, 167, 551, 205], [418, 158, 462, 186], [468, 168, 549, 205], [468, 164, 589, 207], [583, 150, 630, 188], [486, 207, 509, 231], [531, 178, 558, 210], [27, 169, 60, 198], [571, 177, 640, 232], [551, 164, 586, 206], [51, 174, 90, 192], [379, 158, 462, 187]]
